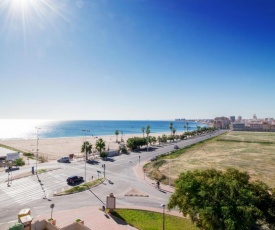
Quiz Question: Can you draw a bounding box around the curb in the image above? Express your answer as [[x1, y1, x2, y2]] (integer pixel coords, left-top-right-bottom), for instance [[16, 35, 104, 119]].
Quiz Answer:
[[53, 178, 105, 197]]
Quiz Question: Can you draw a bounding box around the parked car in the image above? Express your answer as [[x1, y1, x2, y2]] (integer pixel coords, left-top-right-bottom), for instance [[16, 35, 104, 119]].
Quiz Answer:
[[57, 157, 70, 163], [67, 176, 83, 184], [174, 145, 179, 149]]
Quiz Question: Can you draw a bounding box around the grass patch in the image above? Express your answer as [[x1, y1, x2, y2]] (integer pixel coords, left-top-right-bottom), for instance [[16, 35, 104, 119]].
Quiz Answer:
[[37, 169, 47, 174], [23, 152, 35, 157], [111, 209, 199, 230], [148, 131, 275, 188], [57, 178, 103, 195], [152, 159, 166, 169]]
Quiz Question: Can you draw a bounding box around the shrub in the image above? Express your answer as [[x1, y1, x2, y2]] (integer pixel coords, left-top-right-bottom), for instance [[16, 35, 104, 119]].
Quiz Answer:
[[100, 152, 108, 158], [15, 158, 25, 166]]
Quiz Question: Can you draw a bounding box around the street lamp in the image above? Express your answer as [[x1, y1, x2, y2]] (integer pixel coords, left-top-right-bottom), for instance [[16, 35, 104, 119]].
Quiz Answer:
[[102, 164, 106, 178], [82, 129, 90, 182], [7, 160, 12, 187], [35, 127, 41, 174], [169, 152, 171, 186], [50, 203, 55, 220], [161, 204, 165, 230], [9, 160, 12, 185]]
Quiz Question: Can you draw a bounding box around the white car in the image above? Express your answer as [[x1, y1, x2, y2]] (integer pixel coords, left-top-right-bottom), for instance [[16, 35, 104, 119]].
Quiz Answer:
[[57, 157, 70, 163]]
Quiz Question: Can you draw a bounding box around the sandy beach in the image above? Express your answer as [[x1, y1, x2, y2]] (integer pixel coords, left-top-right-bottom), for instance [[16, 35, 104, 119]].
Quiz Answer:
[[0, 132, 172, 160]]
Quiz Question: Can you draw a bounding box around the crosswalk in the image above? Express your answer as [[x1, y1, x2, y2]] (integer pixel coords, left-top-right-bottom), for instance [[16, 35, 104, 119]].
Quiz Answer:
[[0, 160, 135, 211], [0, 177, 47, 210]]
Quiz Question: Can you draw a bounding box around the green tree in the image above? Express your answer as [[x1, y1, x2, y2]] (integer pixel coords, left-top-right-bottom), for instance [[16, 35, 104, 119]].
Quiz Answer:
[[126, 137, 147, 150], [151, 136, 157, 145], [172, 127, 176, 137], [161, 134, 167, 143], [15, 158, 25, 166], [81, 141, 92, 160], [95, 138, 106, 155], [115, 130, 119, 142], [168, 168, 275, 230], [141, 127, 145, 138], [157, 136, 162, 145], [145, 125, 150, 151], [169, 122, 173, 136], [197, 125, 201, 135]]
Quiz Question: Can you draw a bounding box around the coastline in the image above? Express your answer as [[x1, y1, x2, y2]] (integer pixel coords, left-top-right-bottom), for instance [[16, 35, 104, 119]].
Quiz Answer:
[[0, 131, 173, 160]]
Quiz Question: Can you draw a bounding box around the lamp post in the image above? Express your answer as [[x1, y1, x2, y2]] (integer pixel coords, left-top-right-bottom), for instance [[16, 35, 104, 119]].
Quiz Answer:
[[161, 204, 165, 230], [82, 129, 90, 182], [35, 127, 41, 174], [9, 160, 12, 185], [121, 131, 123, 142], [102, 164, 106, 178], [50, 203, 55, 220], [169, 151, 171, 186]]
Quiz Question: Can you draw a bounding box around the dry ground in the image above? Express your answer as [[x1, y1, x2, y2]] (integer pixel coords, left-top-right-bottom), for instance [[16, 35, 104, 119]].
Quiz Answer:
[[159, 131, 275, 188]]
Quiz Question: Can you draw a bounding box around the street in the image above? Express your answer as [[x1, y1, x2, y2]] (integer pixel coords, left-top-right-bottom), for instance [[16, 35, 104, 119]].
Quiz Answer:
[[0, 130, 226, 225]]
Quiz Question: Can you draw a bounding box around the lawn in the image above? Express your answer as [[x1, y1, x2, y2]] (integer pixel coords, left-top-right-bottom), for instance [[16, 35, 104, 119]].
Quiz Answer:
[[146, 131, 275, 188], [112, 209, 198, 230]]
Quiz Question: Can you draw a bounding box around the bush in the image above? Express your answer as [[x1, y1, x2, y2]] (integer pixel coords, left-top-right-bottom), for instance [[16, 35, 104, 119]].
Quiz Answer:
[[100, 152, 108, 158], [121, 147, 127, 154], [15, 158, 25, 166], [23, 152, 34, 157]]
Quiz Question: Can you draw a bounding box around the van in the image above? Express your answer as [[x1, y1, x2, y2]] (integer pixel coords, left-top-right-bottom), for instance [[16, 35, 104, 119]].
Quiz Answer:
[[57, 157, 70, 163]]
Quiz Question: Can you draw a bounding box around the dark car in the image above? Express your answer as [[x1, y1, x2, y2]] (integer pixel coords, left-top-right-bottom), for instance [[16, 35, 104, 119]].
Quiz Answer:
[[67, 176, 83, 184], [174, 145, 179, 149]]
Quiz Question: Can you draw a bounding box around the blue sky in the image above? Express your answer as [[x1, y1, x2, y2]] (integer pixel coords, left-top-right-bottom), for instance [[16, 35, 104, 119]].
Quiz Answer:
[[0, 0, 275, 120]]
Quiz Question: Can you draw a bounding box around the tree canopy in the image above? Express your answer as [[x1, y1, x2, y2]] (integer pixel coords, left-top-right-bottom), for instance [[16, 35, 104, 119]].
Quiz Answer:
[[81, 141, 92, 160], [168, 168, 275, 230], [95, 138, 105, 154], [126, 137, 147, 150]]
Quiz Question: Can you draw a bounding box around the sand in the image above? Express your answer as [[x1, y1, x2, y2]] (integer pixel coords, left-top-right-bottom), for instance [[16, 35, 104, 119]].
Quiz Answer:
[[0, 132, 172, 160]]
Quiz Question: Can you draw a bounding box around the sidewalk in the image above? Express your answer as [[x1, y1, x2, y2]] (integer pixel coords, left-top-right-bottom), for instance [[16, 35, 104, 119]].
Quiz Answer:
[[32, 206, 137, 230]]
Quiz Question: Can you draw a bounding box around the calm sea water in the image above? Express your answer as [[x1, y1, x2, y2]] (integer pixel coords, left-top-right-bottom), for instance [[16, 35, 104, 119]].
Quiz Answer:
[[0, 120, 205, 140]]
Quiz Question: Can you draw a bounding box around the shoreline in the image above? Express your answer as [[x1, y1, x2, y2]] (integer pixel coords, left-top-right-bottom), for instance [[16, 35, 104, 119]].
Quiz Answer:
[[0, 131, 174, 160]]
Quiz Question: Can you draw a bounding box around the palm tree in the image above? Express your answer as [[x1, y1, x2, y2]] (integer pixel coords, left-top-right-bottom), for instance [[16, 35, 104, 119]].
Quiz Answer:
[[145, 125, 150, 151], [145, 125, 150, 137], [197, 125, 201, 135], [141, 127, 145, 138], [95, 138, 106, 155], [115, 130, 119, 142], [169, 122, 173, 136], [172, 127, 176, 141], [81, 141, 92, 160], [121, 130, 123, 142], [157, 136, 162, 145], [184, 122, 189, 132]]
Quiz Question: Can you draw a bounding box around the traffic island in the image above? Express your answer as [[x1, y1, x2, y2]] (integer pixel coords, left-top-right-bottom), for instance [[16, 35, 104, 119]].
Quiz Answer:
[[54, 178, 104, 196]]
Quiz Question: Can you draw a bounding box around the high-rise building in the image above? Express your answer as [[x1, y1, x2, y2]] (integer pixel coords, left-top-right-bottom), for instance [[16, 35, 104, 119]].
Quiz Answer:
[[253, 114, 257, 120], [237, 116, 242, 121], [230, 116, 235, 122]]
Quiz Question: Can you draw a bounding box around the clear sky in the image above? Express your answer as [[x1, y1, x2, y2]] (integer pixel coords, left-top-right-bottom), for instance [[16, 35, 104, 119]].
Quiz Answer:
[[0, 0, 275, 120]]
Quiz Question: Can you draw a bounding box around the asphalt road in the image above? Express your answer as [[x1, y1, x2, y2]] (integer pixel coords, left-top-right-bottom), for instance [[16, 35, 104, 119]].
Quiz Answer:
[[0, 130, 226, 224]]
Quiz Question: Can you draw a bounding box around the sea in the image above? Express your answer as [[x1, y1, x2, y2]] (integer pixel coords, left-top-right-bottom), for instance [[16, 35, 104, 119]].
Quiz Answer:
[[0, 120, 206, 140]]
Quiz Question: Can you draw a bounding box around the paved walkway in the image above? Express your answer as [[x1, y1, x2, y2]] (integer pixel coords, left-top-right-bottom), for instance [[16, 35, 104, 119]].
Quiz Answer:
[[32, 206, 137, 230]]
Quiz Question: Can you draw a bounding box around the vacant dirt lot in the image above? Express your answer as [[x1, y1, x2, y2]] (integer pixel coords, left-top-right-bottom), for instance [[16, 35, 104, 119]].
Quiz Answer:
[[160, 131, 275, 188]]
